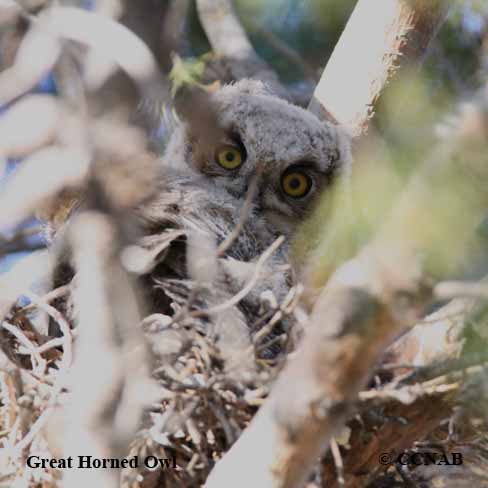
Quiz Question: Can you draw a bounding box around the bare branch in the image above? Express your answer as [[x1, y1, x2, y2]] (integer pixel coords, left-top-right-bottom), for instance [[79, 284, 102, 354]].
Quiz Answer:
[[206, 58, 488, 488], [0, 95, 61, 159], [309, 0, 451, 134], [205, 253, 413, 488], [0, 146, 90, 230], [0, 249, 51, 322], [196, 0, 288, 98], [61, 212, 147, 488]]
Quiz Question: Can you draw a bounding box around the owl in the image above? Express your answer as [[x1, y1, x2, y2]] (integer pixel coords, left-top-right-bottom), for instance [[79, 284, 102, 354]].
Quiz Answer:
[[131, 79, 352, 363]]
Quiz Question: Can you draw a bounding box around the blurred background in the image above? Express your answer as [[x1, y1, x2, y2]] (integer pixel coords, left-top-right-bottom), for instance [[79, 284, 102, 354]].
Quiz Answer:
[[1, 0, 487, 273]]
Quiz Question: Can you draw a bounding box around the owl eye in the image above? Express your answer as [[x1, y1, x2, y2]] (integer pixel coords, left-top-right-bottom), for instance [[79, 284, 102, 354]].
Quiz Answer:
[[215, 145, 244, 170], [281, 170, 312, 198]]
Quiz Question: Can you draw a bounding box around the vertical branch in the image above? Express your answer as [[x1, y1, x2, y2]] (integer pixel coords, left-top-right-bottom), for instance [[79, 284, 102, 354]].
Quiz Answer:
[[308, 0, 451, 134], [205, 87, 488, 487], [62, 213, 121, 488], [196, 0, 288, 98], [62, 211, 148, 488], [205, 261, 412, 488]]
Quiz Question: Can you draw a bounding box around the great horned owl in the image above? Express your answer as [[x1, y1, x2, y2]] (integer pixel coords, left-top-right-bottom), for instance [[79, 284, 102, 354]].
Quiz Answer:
[[132, 79, 352, 362]]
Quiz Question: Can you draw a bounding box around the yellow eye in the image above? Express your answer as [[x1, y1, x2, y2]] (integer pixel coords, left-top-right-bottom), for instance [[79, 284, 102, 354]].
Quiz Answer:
[[216, 145, 243, 170], [281, 171, 312, 198]]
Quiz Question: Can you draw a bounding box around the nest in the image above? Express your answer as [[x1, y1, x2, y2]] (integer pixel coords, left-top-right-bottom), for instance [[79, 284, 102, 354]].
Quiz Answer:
[[0, 248, 303, 488]]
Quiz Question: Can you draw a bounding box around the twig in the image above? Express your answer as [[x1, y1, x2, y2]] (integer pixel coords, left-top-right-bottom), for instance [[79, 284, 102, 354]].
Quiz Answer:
[[359, 363, 488, 404], [21, 290, 72, 369], [10, 287, 73, 455], [0, 321, 45, 374], [217, 171, 260, 256], [35, 337, 64, 354], [0, 13, 60, 106], [330, 437, 345, 488], [13, 402, 55, 454], [17, 284, 70, 315], [252, 284, 302, 346], [191, 236, 284, 317], [435, 280, 488, 300], [386, 296, 475, 372], [62, 212, 122, 488]]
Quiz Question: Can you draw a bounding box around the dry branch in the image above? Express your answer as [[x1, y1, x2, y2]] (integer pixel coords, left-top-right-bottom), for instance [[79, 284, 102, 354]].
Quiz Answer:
[[324, 281, 488, 486], [196, 0, 288, 98], [61, 211, 150, 488], [309, 0, 451, 134], [61, 213, 122, 488], [0, 249, 52, 322], [206, 68, 488, 488], [0, 95, 61, 159], [205, 244, 422, 488], [386, 297, 473, 369]]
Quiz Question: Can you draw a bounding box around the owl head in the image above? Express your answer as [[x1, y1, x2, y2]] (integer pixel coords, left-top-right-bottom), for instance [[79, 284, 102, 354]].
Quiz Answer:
[[164, 79, 352, 237]]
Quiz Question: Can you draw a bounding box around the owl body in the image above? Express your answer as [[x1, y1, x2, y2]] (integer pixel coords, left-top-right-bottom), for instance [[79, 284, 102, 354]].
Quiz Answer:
[[48, 79, 350, 361], [137, 165, 291, 360], [134, 80, 351, 359]]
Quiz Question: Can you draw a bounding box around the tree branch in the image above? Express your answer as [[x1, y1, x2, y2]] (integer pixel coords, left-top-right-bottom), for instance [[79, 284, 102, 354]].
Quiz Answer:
[[205, 72, 488, 488], [196, 0, 288, 98], [308, 0, 451, 134], [205, 245, 418, 488]]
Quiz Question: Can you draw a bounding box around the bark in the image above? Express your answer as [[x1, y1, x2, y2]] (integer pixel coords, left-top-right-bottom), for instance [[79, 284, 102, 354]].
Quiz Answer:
[[205, 80, 488, 488], [205, 248, 423, 488], [323, 293, 485, 486], [308, 0, 451, 135]]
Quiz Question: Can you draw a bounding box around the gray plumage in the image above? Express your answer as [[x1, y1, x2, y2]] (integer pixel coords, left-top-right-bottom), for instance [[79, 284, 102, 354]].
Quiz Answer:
[[133, 79, 352, 362]]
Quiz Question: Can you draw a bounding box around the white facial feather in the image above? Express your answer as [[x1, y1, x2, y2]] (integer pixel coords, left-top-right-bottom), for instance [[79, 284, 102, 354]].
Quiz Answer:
[[136, 79, 352, 359], [162, 79, 352, 240]]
